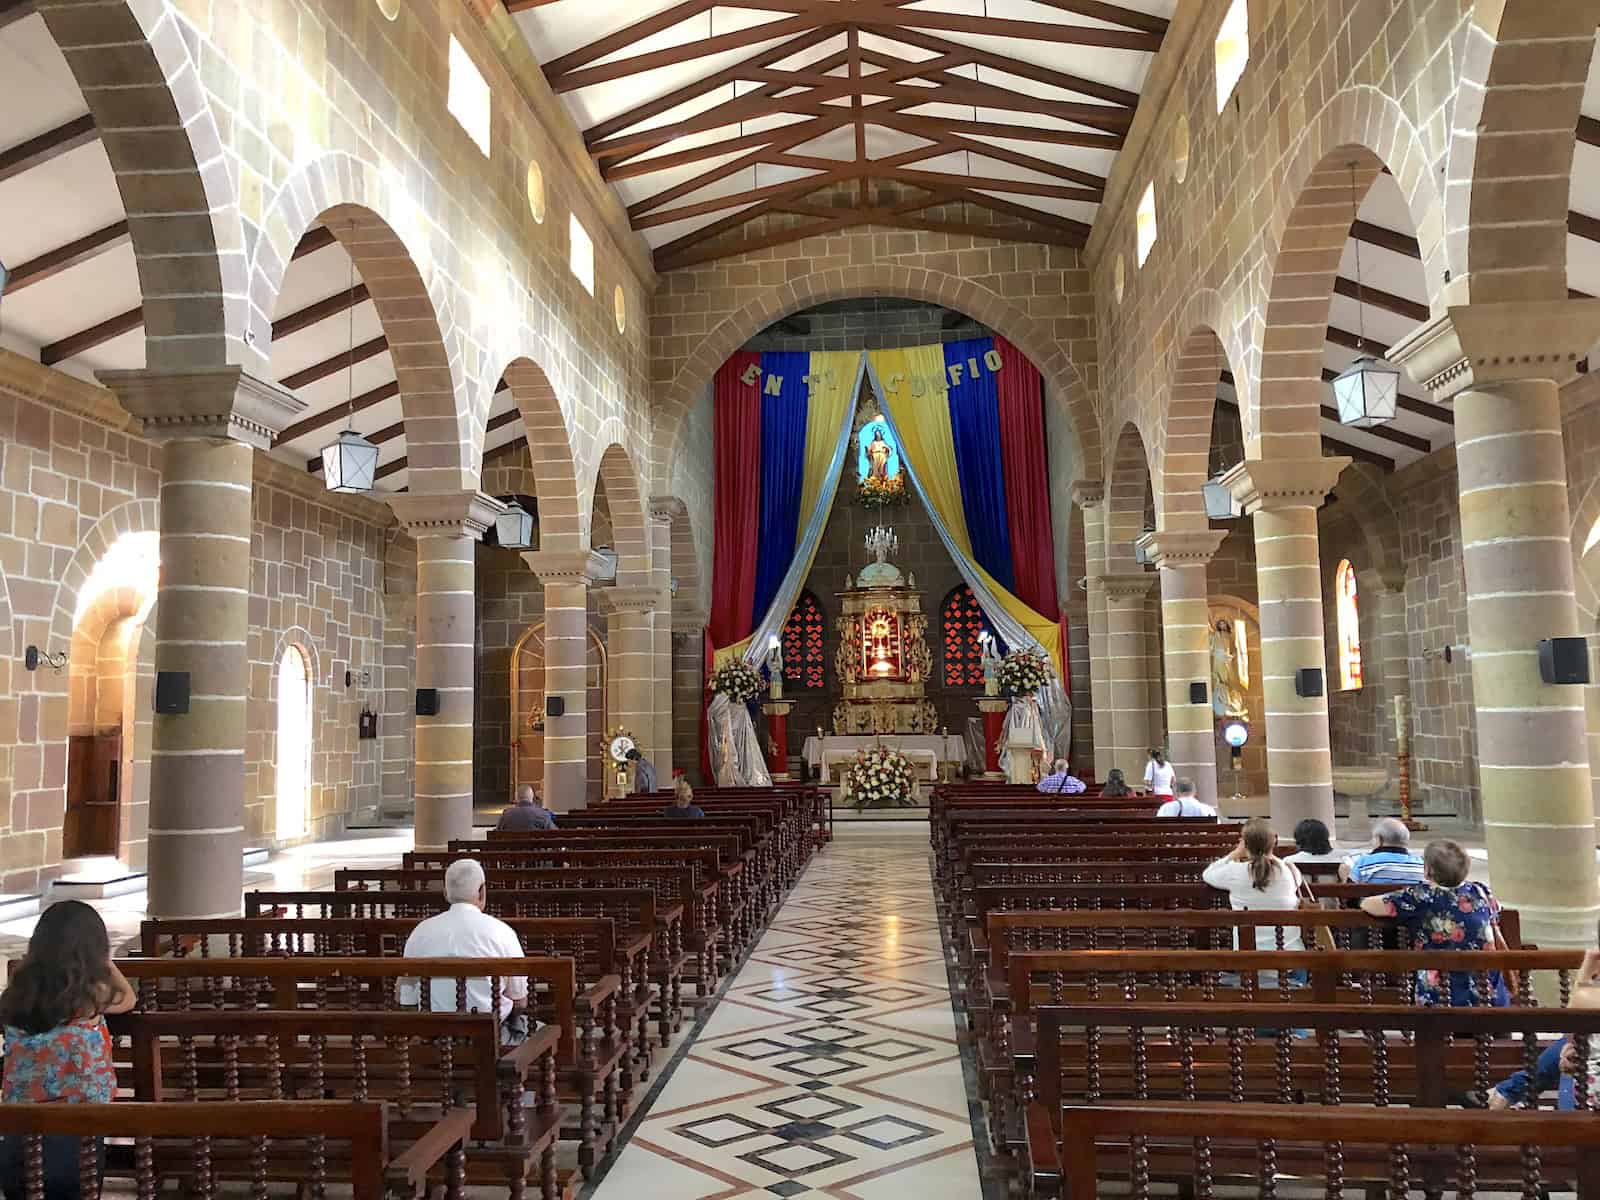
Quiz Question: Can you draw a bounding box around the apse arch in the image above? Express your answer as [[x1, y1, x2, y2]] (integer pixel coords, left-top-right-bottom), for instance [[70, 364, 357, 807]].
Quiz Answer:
[[491, 356, 584, 557], [652, 265, 1101, 494], [245, 154, 475, 493], [1248, 86, 1445, 457]]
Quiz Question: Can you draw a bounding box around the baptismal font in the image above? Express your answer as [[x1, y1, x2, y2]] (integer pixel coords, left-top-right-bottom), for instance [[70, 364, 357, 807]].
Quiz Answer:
[[832, 525, 938, 734]]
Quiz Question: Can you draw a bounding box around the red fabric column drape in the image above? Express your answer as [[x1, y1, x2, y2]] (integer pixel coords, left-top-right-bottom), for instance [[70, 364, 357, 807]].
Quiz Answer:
[[996, 336, 1061, 623], [708, 352, 763, 651]]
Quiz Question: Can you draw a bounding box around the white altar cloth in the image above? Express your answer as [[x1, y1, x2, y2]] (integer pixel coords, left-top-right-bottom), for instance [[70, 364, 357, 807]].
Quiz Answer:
[[802, 734, 966, 782]]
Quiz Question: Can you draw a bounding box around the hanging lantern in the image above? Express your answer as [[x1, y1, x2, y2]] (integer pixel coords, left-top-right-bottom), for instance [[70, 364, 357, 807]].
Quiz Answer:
[[321, 428, 379, 493], [1332, 354, 1401, 428], [494, 499, 535, 549], [1203, 477, 1238, 520]]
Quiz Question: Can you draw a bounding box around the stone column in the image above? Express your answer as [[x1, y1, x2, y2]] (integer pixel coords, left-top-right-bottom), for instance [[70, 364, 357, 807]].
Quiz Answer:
[[523, 551, 608, 812], [1391, 300, 1600, 948], [598, 584, 664, 776], [1221, 457, 1349, 831], [98, 367, 303, 918], [389, 492, 504, 851], [1072, 481, 1112, 774], [1098, 573, 1157, 780], [648, 504, 677, 776], [1357, 567, 1410, 758], [1142, 530, 1228, 805]]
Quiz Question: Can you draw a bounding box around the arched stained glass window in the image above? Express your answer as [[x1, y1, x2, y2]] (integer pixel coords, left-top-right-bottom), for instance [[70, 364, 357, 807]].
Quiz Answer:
[[942, 585, 997, 688], [1335, 560, 1362, 691], [276, 645, 312, 839], [781, 591, 826, 691]]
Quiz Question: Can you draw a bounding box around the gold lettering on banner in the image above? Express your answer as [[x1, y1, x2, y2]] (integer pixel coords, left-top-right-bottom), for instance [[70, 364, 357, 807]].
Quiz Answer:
[[739, 364, 761, 387], [884, 373, 905, 393], [764, 374, 783, 396], [734, 348, 1008, 399], [968, 356, 981, 380], [947, 362, 965, 387], [984, 348, 1003, 371]]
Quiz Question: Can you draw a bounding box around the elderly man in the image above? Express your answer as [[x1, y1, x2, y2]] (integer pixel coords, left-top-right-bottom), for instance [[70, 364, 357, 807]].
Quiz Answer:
[[497, 783, 555, 832], [1155, 777, 1218, 818], [1340, 817, 1425, 884], [1036, 758, 1086, 794], [400, 859, 531, 1045]]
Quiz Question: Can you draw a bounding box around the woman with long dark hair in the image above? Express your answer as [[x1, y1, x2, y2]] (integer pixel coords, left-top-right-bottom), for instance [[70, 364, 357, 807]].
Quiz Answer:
[[0, 900, 135, 1199]]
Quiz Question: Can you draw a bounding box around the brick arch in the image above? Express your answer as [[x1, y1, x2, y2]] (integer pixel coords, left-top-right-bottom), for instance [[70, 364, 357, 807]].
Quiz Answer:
[[1249, 87, 1445, 456], [246, 155, 473, 494], [1106, 422, 1154, 571], [1157, 303, 1246, 534], [47, 501, 161, 652], [652, 263, 1100, 492], [1446, 2, 1600, 305], [32, 0, 246, 372], [490, 357, 584, 557], [1329, 462, 1403, 581], [648, 496, 704, 620], [588, 437, 651, 582]]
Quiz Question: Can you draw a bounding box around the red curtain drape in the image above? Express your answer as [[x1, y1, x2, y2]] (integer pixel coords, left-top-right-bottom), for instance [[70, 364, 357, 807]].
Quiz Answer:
[[996, 336, 1060, 624], [708, 352, 763, 651]]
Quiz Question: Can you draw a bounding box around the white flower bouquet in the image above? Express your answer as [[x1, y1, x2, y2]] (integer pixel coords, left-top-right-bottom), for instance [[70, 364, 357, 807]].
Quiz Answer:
[[996, 649, 1051, 698], [842, 745, 916, 809], [709, 659, 764, 704]]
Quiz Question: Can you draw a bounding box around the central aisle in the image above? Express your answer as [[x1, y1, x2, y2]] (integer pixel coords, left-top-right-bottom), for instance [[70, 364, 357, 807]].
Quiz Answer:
[[586, 824, 982, 1200]]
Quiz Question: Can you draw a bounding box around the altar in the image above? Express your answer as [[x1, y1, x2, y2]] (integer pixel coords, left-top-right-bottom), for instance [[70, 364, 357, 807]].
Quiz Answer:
[[802, 734, 966, 782]]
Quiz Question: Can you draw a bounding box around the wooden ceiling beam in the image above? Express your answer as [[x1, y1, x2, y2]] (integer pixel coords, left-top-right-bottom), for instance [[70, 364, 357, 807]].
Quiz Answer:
[[5, 221, 129, 294], [273, 380, 400, 447], [887, 167, 1101, 204], [307, 417, 405, 472], [866, 111, 1122, 151], [0, 114, 97, 184], [540, 0, 716, 82], [1578, 114, 1600, 149], [849, 25, 866, 208], [1351, 218, 1420, 258], [40, 305, 142, 366], [656, 207, 861, 271], [859, 77, 1132, 133], [603, 114, 847, 182], [625, 117, 847, 218], [1333, 275, 1427, 323], [271, 283, 370, 342], [1027, 0, 1170, 35], [846, 5, 1163, 51], [371, 405, 520, 484], [550, 13, 824, 93], [1215, 389, 1394, 472], [292, 226, 337, 260], [280, 335, 388, 391], [1570, 209, 1600, 245], [885, 122, 1107, 190], [943, 188, 1094, 241], [865, 25, 1140, 108]]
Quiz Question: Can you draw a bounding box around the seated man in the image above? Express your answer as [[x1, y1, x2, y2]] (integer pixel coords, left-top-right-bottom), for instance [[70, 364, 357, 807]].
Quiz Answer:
[[496, 783, 555, 832], [1155, 777, 1218, 818], [1339, 817, 1425, 884], [664, 778, 704, 819], [1036, 757, 1086, 794], [628, 747, 658, 794], [399, 859, 531, 1045]]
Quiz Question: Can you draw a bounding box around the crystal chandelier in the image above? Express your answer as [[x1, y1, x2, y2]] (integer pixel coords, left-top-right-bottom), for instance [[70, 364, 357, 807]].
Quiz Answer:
[[865, 525, 898, 562]]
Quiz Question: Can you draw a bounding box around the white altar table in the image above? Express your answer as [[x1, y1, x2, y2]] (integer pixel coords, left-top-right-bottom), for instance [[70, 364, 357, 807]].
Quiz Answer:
[[803, 734, 966, 782]]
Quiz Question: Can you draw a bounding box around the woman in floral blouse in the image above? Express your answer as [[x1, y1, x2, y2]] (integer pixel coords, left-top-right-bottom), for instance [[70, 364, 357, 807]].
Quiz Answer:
[[1358, 839, 1510, 1008], [0, 900, 135, 1199]]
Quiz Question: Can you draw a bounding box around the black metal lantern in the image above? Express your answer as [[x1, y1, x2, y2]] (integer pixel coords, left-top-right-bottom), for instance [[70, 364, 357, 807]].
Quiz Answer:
[[495, 499, 535, 548], [321, 428, 379, 493]]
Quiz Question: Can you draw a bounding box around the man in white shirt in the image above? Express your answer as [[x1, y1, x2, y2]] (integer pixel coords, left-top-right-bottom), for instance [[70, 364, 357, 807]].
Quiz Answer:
[[1155, 777, 1218, 819], [399, 858, 531, 1044]]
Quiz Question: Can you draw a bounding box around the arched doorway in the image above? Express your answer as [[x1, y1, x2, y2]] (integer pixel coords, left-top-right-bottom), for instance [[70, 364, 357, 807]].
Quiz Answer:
[[510, 623, 607, 808]]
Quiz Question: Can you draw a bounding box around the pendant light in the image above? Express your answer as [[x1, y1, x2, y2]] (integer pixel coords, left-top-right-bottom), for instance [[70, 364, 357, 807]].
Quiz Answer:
[[321, 253, 379, 493], [494, 497, 535, 548], [1331, 161, 1401, 429]]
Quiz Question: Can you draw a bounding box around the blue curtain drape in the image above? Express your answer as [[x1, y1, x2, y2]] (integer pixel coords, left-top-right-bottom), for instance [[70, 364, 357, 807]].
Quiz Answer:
[[944, 338, 1016, 594], [751, 351, 809, 624]]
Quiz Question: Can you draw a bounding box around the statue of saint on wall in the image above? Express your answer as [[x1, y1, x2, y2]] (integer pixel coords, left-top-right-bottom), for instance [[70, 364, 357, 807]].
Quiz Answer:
[[1210, 618, 1249, 721]]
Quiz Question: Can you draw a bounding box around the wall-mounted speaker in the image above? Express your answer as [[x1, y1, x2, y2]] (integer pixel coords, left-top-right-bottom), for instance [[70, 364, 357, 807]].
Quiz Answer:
[[415, 687, 440, 717], [1188, 681, 1208, 705], [546, 695, 565, 718], [154, 671, 191, 714], [1295, 668, 1324, 698], [1538, 637, 1591, 685]]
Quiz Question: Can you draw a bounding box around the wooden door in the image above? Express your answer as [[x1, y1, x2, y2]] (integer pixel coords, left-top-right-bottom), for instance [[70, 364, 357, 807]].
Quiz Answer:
[[64, 731, 120, 859]]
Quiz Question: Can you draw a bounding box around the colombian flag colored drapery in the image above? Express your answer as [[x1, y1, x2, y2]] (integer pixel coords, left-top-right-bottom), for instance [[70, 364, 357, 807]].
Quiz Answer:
[[707, 350, 862, 666]]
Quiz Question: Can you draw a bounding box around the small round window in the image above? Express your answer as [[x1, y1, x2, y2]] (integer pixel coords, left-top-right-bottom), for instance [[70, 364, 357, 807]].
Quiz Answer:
[[613, 284, 626, 333], [526, 160, 546, 225]]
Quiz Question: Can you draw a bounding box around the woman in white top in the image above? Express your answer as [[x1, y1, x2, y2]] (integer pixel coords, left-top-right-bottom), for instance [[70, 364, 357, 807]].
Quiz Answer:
[[1201, 817, 1305, 951], [1143, 749, 1175, 797]]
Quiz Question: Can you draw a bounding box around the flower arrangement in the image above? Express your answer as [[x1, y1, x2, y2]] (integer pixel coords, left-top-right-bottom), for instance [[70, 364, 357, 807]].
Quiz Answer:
[[857, 473, 909, 509], [842, 744, 917, 809], [996, 649, 1051, 698], [709, 658, 764, 704]]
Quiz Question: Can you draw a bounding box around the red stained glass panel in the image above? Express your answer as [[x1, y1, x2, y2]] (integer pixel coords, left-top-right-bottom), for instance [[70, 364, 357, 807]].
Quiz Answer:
[[942, 585, 991, 688], [781, 590, 826, 690]]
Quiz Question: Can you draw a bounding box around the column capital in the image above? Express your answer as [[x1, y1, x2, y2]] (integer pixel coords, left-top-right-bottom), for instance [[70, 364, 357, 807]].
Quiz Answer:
[[1388, 300, 1600, 400], [1071, 479, 1106, 508], [1138, 529, 1226, 568], [98, 366, 304, 450], [388, 491, 506, 539], [648, 494, 686, 525], [1221, 457, 1349, 514], [522, 548, 611, 586], [597, 584, 666, 615], [672, 610, 709, 634], [1093, 571, 1157, 601]]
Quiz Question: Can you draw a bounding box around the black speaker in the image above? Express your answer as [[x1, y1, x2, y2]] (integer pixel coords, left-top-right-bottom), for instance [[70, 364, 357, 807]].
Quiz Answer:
[[1295, 668, 1324, 698], [546, 695, 565, 718], [1539, 637, 1591, 685], [154, 671, 190, 714], [415, 687, 440, 717], [1188, 681, 1208, 705]]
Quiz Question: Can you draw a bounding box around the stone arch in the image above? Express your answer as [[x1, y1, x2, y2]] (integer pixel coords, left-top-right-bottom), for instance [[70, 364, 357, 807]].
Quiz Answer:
[[1159, 303, 1246, 533], [1329, 462, 1403, 581], [1249, 87, 1446, 456], [589, 437, 651, 583], [245, 155, 474, 493], [492, 357, 584, 556], [1568, 471, 1600, 626], [47, 501, 161, 652], [648, 496, 704, 621], [265, 628, 319, 844], [652, 264, 1100, 492], [1106, 422, 1154, 570], [1445, 3, 1600, 305], [35, 0, 248, 372]]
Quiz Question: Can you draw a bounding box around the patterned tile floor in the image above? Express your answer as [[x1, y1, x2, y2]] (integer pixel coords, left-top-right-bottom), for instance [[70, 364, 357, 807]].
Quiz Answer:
[[585, 823, 982, 1200]]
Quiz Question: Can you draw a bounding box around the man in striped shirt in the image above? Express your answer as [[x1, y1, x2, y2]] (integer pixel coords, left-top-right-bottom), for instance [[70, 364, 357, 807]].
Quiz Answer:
[[1339, 817, 1425, 884]]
